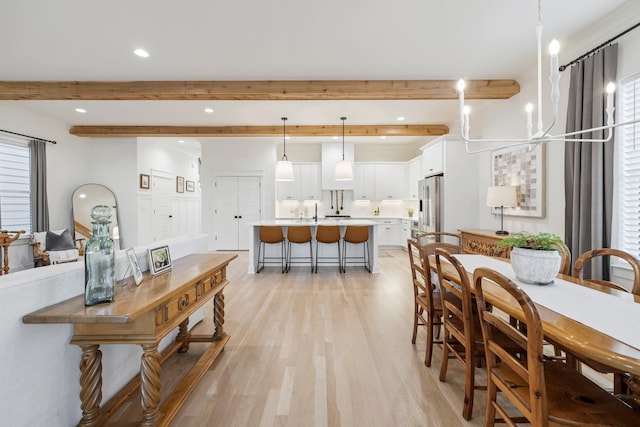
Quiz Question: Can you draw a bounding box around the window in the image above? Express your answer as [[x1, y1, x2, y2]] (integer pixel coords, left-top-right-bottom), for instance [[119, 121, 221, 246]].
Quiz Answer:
[[617, 73, 640, 258], [0, 138, 31, 234]]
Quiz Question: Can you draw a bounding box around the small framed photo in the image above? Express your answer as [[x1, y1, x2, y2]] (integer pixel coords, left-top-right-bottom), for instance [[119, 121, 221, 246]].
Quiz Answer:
[[126, 248, 144, 285], [148, 245, 172, 275], [176, 176, 185, 193], [186, 180, 195, 192], [140, 174, 150, 189]]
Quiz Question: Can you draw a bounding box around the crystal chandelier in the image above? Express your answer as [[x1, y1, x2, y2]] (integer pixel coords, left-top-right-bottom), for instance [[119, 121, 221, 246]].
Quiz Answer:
[[457, 0, 637, 154]]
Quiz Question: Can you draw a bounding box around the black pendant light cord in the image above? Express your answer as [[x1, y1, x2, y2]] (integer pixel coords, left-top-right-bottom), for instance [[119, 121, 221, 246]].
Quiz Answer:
[[281, 117, 288, 161], [340, 116, 347, 160]]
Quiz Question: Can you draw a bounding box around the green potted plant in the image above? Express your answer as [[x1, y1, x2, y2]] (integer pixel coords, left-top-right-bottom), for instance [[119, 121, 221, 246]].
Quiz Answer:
[[497, 231, 564, 285]]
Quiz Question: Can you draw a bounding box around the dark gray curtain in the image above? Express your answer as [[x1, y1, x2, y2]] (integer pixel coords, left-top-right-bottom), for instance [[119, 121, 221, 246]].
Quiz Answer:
[[564, 44, 618, 280], [30, 139, 49, 232]]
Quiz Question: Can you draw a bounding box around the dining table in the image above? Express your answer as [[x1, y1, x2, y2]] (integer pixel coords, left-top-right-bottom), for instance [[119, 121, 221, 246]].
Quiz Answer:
[[433, 253, 640, 409]]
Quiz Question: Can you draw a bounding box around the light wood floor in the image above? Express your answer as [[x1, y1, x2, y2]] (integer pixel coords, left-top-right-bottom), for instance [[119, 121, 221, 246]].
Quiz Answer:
[[163, 249, 487, 427]]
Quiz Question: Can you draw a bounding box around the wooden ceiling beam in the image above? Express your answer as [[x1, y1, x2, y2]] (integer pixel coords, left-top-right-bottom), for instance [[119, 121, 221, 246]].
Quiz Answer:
[[0, 80, 519, 100], [69, 124, 449, 138]]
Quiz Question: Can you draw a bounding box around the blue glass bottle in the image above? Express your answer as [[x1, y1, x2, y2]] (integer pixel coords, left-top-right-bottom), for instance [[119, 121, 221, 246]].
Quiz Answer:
[[84, 205, 115, 306]]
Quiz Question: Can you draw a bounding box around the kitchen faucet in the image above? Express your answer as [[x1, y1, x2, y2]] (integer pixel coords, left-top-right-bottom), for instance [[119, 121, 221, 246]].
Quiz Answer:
[[313, 202, 318, 222]]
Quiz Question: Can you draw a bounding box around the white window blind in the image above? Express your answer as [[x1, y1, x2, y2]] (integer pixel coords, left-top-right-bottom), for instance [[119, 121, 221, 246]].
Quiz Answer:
[[0, 139, 31, 234], [618, 74, 640, 258]]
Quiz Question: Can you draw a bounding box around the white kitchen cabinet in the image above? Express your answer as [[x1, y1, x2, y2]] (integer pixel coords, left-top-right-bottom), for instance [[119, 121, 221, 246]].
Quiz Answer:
[[276, 163, 321, 200], [353, 163, 376, 200], [377, 218, 401, 246], [374, 163, 406, 200], [421, 140, 443, 177], [406, 156, 421, 199], [298, 163, 322, 200], [401, 219, 412, 245]]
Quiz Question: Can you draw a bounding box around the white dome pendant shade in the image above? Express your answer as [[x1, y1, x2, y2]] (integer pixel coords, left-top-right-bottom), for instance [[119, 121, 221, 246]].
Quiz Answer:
[[275, 117, 295, 182], [275, 160, 294, 181], [334, 116, 353, 181]]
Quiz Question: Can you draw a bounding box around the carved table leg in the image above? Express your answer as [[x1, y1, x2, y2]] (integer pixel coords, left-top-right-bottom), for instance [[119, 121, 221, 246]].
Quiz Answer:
[[140, 343, 162, 426], [620, 374, 640, 411], [78, 344, 102, 427], [213, 291, 225, 340], [177, 318, 191, 353]]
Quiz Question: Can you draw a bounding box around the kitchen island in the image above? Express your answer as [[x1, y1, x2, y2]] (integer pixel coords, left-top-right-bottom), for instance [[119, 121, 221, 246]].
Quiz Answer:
[[248, 219, 379, 273]]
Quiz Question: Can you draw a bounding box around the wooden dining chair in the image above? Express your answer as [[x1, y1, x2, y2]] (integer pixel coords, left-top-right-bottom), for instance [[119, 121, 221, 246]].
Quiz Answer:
[[551, 241, 571, 275], [573, 247, 640, 294], [407, 239, 443, 367], [572, 247, 640, 395], [434, 247, 486, 420], [473, 267, 640, 427]]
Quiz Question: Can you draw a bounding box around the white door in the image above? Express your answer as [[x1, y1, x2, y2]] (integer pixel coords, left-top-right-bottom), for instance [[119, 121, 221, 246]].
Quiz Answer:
[[237, 177, 261, 250], [151, 174, 173, 242], [215, 176, 261, 250]]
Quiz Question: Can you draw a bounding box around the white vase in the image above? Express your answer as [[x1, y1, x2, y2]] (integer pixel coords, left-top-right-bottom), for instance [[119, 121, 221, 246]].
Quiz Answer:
[[510, 247, 561, 285]]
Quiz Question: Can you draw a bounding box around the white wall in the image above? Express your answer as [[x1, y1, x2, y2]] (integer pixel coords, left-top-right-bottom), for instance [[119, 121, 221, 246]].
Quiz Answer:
[[86, 138, 138, 248]]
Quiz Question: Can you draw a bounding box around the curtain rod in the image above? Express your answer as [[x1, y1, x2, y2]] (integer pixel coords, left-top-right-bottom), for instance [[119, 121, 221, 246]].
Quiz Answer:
[[0, 128, 57, 144], [559, 21, 640, 72]]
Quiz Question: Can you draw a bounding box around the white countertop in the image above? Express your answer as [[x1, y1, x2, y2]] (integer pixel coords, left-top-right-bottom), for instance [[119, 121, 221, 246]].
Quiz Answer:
[[249, 219, 378, 226]]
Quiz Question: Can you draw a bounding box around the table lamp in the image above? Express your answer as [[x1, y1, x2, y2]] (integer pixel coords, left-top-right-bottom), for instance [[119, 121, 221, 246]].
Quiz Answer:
[[486, 186, 517, 235]]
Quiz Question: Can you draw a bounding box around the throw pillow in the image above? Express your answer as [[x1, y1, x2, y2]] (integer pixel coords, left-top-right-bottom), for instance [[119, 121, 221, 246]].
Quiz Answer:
[[46, 229, 76, 251]]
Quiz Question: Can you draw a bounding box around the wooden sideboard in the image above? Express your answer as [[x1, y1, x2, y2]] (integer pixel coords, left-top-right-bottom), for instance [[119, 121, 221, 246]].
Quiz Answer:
[[23, 252, 237, 427], [459, 229, 510, 259]]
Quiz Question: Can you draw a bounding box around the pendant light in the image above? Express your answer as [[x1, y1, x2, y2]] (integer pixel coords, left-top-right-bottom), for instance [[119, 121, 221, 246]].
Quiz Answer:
[[275, 117, 294, 181], [334, 116, 353, 181]]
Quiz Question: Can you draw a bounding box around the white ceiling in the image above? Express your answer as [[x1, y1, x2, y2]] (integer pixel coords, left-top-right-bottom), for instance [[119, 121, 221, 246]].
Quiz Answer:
[[0, 0, 630, 153]]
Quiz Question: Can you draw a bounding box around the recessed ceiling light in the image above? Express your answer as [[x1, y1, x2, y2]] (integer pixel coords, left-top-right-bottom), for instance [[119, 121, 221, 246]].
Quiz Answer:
[[285, 136, 291, 140], [134, 48, 149, 58], [204, 108, 214, 113], [75, 108, 87, 113], [380, 136, 387, 139], [397, 116, 405, 121], [178, 140, 185, 144], [332, 136, 339, 140], [79, 193, 87, 199]]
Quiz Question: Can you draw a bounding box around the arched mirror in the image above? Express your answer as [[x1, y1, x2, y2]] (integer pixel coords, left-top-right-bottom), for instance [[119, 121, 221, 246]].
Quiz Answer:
[[72, 184, 121, 250]]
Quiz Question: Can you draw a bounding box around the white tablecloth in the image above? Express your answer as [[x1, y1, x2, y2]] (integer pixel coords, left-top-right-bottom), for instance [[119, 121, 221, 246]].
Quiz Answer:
[[454, 254, 640, 352]]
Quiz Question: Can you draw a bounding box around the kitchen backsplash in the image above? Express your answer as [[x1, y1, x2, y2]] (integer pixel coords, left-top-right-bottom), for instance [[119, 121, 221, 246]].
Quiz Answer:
[[276, 191, 418, 219]]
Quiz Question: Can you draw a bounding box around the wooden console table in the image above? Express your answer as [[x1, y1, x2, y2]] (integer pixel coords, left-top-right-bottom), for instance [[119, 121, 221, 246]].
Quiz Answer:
[[459, 229, 510, 259], [23, 252, 237, 427]]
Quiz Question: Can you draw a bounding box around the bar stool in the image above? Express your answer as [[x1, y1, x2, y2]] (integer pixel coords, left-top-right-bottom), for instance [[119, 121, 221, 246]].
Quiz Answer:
[[256, 226, 286, 273], [342, 225, 371, 273], [286, 226, 314, 273], [315, 225, 342, 273]]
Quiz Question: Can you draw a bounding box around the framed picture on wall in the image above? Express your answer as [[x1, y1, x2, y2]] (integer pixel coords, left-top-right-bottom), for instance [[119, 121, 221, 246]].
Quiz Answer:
[[490, 144, 546, 218], [186, 180, 195, 192], [140, 174, 150, 189], [176, 176, 185, 193]]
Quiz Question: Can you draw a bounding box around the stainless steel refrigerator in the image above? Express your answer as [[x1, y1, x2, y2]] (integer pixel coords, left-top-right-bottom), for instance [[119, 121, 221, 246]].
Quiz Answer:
[[418, 175, 443, 239]]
